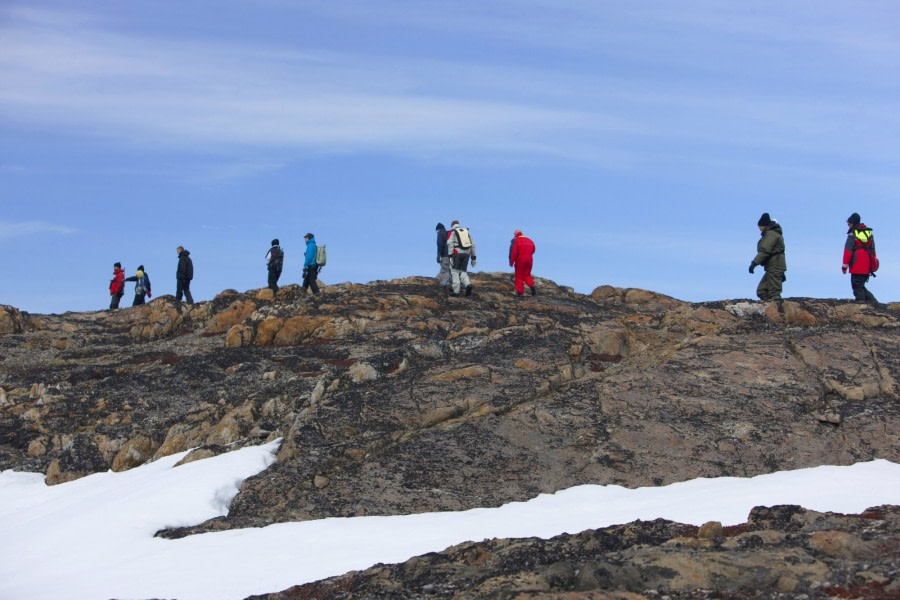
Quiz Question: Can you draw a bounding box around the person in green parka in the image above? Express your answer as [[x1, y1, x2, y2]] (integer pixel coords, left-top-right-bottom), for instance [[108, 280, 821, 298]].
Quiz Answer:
[[749, 212, 786, 301]]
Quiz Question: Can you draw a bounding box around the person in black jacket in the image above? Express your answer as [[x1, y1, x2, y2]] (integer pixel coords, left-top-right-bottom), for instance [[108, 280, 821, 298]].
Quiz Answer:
[[175, 246, 194, 304], [265, 239, 284, 294], [435, 223, 450, 290]]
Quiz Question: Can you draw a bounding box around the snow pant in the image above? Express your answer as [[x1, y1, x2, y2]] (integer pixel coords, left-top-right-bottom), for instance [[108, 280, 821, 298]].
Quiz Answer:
[[109, 293, 123, 309], [756, 269, 784, 301], [268, 268, 282, 293], [176, 279, 194, 304], [450, 254, 471, 295], [131, 294, 146, 307], [513, 258, 534, 295], [437, 256, 451, 287], [851, 274, 878, 303], [302, 265, 320, 294]]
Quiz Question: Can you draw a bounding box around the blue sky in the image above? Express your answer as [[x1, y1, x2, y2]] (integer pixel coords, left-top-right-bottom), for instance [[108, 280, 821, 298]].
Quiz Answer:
[[2, 1, 899, 313]]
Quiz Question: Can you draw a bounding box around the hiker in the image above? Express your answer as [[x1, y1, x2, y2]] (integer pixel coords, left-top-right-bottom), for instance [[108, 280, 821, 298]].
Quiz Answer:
[[266, 239, 284, 294], [842, 213, 879, 304], [509, 230, 536, 296], [302, 233, 320, 295], [175, 246, 194, 304], [124, 265, 152, 306], [109, 262, 125, 309], [435, 223, 451, 290], [748, 213, 786, 301], [447, 220, 477, 297]]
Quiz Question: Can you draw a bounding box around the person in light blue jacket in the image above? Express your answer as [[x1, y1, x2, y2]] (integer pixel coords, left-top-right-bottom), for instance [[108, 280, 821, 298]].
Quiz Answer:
[[302, 233, 320, 294]]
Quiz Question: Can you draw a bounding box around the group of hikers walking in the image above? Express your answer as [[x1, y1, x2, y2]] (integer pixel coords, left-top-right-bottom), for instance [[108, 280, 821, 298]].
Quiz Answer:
[[108, 212, 881, 310], [264, 234, 324, 295], [750, 211, 880, 304], [435, 221, 537, 297]]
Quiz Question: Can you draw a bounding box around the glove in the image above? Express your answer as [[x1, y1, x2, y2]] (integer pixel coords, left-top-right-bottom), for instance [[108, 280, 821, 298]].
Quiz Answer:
[[471, 257, 477, 267], [841, 265, 848, 274], [748, 262, 756, 274], [147, 291, 152, 298], [437, 257, 441, 264]]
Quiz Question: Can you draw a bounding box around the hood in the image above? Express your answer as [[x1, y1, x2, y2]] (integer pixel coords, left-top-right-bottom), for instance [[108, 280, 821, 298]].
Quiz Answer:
[[763, 223, 783, 235], [180, 250, 191, 257], [849, 223, 872, 234], [436, 223, 445, 232]]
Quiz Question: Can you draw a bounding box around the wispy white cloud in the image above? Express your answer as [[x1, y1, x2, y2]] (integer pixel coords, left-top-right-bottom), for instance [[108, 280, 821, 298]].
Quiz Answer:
[[0, 221, 79, 241], [1, 3, 898, 178]]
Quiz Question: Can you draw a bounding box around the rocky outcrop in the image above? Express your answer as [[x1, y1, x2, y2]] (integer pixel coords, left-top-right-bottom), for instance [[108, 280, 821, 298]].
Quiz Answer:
[[1, 276, 898, 596], [252, 504, 900, 599]]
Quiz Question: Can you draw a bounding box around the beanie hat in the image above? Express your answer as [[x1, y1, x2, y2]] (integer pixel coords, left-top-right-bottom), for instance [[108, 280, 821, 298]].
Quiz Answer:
[[847, 213, 861, 226], [451, 220, 459, 227], [757, 213, 772, 227], [435, 223, 445, 231], [304, 233, 314, 240], [271, 238, 279, 246], [513, 229, 522, 237], [114, 262, 121, 269], [137, 265, 144, 271]]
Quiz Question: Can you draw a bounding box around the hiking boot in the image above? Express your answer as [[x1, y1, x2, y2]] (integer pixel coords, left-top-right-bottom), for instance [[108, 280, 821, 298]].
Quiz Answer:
[[450, 292, 460, 297], [530, 286, 536, 296], [514, 292, 524, 297], [465, 285, 473, 297]]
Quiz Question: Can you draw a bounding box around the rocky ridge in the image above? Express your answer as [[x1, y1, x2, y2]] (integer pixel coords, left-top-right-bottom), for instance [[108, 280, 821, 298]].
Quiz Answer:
[[1, 274, 899, 597]]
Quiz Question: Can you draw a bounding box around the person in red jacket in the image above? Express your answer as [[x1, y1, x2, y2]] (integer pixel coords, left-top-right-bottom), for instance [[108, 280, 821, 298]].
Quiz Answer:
[[509, 230, 536, 296], [842, 213, 879, 304], [109, 262, 125, 309]]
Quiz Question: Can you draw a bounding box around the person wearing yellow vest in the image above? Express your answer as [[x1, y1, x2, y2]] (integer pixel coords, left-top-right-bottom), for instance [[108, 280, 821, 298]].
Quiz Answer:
[[842, 213, 879, 304]]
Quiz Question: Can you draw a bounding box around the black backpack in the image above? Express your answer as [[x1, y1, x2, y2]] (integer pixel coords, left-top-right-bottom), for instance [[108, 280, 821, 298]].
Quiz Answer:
[[269, 246, 284, 270]]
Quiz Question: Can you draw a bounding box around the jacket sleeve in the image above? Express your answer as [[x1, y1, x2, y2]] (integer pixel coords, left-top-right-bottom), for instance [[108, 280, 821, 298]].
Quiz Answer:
[[842, 234, 855, 266], [469, 233, 476, 259], [437, 231, 447, 258], [304, 243, 315, 266], [125, 275, 137, 283], [509, 239, 518, 266], [145, 274, 151, 293]]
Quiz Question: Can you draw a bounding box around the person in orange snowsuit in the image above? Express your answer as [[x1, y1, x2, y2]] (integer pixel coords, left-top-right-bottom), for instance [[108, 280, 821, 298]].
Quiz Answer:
[[509, 230, 536, 296]]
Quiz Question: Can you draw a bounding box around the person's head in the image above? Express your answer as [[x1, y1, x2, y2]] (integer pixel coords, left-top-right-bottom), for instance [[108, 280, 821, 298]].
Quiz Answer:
[[304, 233, 314, 241], [847, 213, 861, 227], [176, 246, 184, 255], [114, 262, 121, 270], [137, 265, 144, 272], [435, 223, 445, 231], [451, 220, 460, 228], [513, 229, 522, 237], [271, 238, 279, 246]]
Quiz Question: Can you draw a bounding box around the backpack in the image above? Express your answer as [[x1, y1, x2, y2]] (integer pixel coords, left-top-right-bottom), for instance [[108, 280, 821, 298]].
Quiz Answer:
[[269, 246, 284, 270], [315, 244, 327, 268], [853, 229, 879, 276], [135, 275, 147, 296], [454, 228, 473, 249]]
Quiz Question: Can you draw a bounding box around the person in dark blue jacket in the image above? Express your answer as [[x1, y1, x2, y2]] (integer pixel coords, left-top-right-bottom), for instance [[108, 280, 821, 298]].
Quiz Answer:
[[124, 265, 152, 306], [302, 233, 320, 294]]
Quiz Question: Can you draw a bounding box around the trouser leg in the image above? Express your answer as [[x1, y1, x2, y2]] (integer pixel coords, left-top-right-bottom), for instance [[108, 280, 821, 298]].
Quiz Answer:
[[757, 270, 783, 301], [132, 295, 145, 306], [302, 265, 319, 294], [437, 257, 451, 287], [178, 280, 194, 304], [110, 294, 122, 309], [268, 269, 281, 293], [851, 274, 877, 303]]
